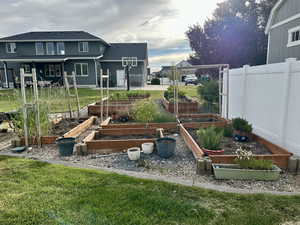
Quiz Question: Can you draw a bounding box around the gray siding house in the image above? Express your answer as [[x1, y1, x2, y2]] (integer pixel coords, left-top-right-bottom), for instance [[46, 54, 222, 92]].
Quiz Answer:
[[265, 0, 300, 64], [0, 31, 148, 88]]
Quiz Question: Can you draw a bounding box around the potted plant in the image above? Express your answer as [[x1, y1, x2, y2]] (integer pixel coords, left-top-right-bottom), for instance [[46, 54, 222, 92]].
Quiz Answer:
[[232, 118, 253, 142], [213, 148, 281, 181], [197, 126, 224, 155]]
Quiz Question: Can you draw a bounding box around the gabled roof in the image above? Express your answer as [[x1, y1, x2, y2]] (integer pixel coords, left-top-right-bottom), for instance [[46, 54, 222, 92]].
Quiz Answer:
[[0, 31, 110, 45], [101, 43, 148, 61], [265, 0, 286, 34]]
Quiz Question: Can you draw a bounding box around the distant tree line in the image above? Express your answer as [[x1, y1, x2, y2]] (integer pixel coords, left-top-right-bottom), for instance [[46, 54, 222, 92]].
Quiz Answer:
[[186, 0, 278, 68]]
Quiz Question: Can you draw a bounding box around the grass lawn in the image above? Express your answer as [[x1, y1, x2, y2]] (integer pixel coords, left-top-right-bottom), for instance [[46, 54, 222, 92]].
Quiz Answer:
[[0, 156, 299, 225], [0, 86, 198, 113]]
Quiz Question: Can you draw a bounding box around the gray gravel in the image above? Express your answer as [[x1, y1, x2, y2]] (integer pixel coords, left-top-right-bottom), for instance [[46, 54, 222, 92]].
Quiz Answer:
[[1, 133, 300, 194]]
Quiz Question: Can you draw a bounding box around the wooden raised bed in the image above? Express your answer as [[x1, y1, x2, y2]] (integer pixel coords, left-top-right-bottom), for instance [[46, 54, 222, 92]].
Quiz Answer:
[[179, 124, 293, 169], [162, 97, 199, 114], [88, 96, 150, 117], [180, 113, 228, 129], [19, 116, 96, 145], [83, 127, 161, 154], [101, 122, 178, 131]]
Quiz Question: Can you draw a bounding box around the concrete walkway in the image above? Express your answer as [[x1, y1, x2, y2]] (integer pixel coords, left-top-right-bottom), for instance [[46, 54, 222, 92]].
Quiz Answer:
[[1, 152, 299, 196]]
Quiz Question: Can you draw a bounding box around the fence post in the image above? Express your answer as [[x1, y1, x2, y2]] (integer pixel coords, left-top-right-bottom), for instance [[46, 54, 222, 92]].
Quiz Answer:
[[280, 58, 295, 145], [242, 65, 250, 118]]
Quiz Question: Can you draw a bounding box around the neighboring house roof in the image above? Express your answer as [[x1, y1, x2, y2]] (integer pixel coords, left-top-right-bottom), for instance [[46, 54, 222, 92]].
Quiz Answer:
[[0, 55, 103, 62], [265, 0, 286, 34], [0, 31, 110, 45], [176, 60, 192, 68], [101, 43, 148, 61]]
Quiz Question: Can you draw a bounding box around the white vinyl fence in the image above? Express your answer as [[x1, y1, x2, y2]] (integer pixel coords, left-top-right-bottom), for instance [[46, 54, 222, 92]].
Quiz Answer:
[[222, 58, 300, 155]]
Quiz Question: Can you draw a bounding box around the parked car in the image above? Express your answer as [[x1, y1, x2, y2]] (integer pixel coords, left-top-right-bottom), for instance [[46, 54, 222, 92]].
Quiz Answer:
[[184, 74, 198, 85]]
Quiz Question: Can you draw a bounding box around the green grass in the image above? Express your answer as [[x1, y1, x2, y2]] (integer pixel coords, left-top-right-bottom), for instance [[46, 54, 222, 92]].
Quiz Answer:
[[0, 87, 200, 113], [1, 156, 300, 225]]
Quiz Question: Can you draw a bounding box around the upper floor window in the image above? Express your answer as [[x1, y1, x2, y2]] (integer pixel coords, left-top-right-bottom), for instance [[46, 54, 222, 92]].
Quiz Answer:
[[36, 42, 44, 55], [57, 42, 65, 55], [6, 43, 16, 53], [99, 45, 105, 54], [79, 42, 88, 52], [46, 42, 55, 55], [288, 26, 300, 47]]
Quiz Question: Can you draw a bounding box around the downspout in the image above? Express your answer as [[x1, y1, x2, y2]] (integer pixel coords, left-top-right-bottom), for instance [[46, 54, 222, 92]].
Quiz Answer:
[[94, 55, 103, 88], [2, 61, 9, 88]]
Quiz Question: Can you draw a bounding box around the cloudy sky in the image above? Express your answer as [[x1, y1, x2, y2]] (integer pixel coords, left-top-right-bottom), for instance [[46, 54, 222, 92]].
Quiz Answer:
[[0, 0, 224, 71]]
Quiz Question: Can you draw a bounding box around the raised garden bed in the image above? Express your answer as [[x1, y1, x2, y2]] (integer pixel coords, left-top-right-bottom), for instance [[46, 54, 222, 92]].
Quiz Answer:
[[17, 117, 96, 146], [179, 124, 293, 169], [180, 114, 228, 129], [88, 95, 150, 118], [213, 164, 281, 181], [82, 127, 163, 155], [162, 97, 199, 114]]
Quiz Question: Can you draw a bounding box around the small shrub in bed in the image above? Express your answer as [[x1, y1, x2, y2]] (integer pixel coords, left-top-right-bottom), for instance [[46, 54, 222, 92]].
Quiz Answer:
[[232, 118, 252, 133], [152, 112, 176, 123], [197, 80, 219, 104], [223, 124, 234, 137], [151, 78, 160, 85], [164, 86, 186, 101], [197, 126, 223, 150], [234, 148, 274, 170], [131, 100, 157, 123]]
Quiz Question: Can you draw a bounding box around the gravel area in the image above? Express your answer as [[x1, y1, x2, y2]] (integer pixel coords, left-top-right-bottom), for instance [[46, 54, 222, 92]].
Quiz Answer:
[[1, 133, 300, 193]]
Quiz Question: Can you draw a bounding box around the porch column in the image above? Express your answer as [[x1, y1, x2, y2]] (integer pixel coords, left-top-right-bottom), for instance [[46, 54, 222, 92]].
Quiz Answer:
[[3, 61, 9, 88], [94, 59, 98, 87]]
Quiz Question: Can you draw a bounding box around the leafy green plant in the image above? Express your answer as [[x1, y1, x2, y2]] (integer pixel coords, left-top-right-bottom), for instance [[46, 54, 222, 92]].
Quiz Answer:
[[197, 126, 223, 150], [131, 100, 157, 123], [234, 148, 273, 170], [197, 80, 219, 104], [164, 86, 186, 101], [12, 104, 52, 137], [232, 118, 252, 133], [152, 112, 176, 123], [223, 124, 234, 137]]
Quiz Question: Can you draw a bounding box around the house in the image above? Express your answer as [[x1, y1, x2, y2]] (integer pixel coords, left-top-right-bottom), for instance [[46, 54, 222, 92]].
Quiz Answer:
[[0, 31, 148, 88], [265, 0, 300, 64]]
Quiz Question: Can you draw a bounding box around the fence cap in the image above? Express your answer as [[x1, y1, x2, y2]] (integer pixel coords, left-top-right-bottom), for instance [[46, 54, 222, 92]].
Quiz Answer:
[[285, 58, 297, 62]]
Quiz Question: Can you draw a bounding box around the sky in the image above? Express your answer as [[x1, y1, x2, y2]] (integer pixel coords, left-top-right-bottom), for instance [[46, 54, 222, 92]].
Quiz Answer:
[[0, 0, 224, 72]]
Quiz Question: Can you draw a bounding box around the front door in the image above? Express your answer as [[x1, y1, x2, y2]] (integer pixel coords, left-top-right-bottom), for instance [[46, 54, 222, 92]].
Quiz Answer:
[[116, 70, 125, 87]]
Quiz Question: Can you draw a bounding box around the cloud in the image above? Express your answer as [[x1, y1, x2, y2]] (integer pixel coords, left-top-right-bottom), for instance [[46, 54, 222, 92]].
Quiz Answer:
[[0, 0, 221, 70]]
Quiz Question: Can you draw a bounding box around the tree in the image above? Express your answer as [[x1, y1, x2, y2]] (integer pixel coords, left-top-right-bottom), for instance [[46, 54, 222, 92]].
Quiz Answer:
[[186, 0, 277, 68]]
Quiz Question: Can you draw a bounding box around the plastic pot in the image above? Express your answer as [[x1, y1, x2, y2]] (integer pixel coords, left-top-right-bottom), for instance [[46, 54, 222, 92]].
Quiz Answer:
[[127, 147, 141, 161], [56, 137, 76, 156], [141, 142, 154, 154], [156, 137, 176, 158]]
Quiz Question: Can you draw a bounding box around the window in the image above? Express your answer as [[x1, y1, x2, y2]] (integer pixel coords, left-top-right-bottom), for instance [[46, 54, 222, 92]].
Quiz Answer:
[[36, 42, 44, 55], [75, 63, 88, 76], [46, 42, 55, 55], [6, 43, 16, 53], [24, 64, 31, 73], [78, 42, 88, 52], [44, 64, 57, 77], [55, 64, 61, 77], [99, 45, 105, 53], [288, 26, 300, 47], [57, 42, 65, 55]]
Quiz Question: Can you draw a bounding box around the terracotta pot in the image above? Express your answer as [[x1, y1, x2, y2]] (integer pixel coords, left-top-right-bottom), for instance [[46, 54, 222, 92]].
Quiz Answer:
[[203, 148, 225, 156]]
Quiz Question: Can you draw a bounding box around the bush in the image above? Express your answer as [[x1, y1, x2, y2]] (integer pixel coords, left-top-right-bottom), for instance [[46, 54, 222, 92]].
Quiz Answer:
[[197, 126, 223, 150], [223, 124, 234, 137], [152, 112, 176, 123], [164, 86, 186, 101], [151, 78, 160, 85], [131, 100, 157, 123], [232, 118, 252, 133], [197, 80, 219, 104], [234, 148, 273, 170]]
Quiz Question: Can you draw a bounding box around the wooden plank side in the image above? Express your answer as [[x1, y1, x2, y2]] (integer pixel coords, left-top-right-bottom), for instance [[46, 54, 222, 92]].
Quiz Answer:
[[64, 116, 96, 138], [179, 124, 204, 159]]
